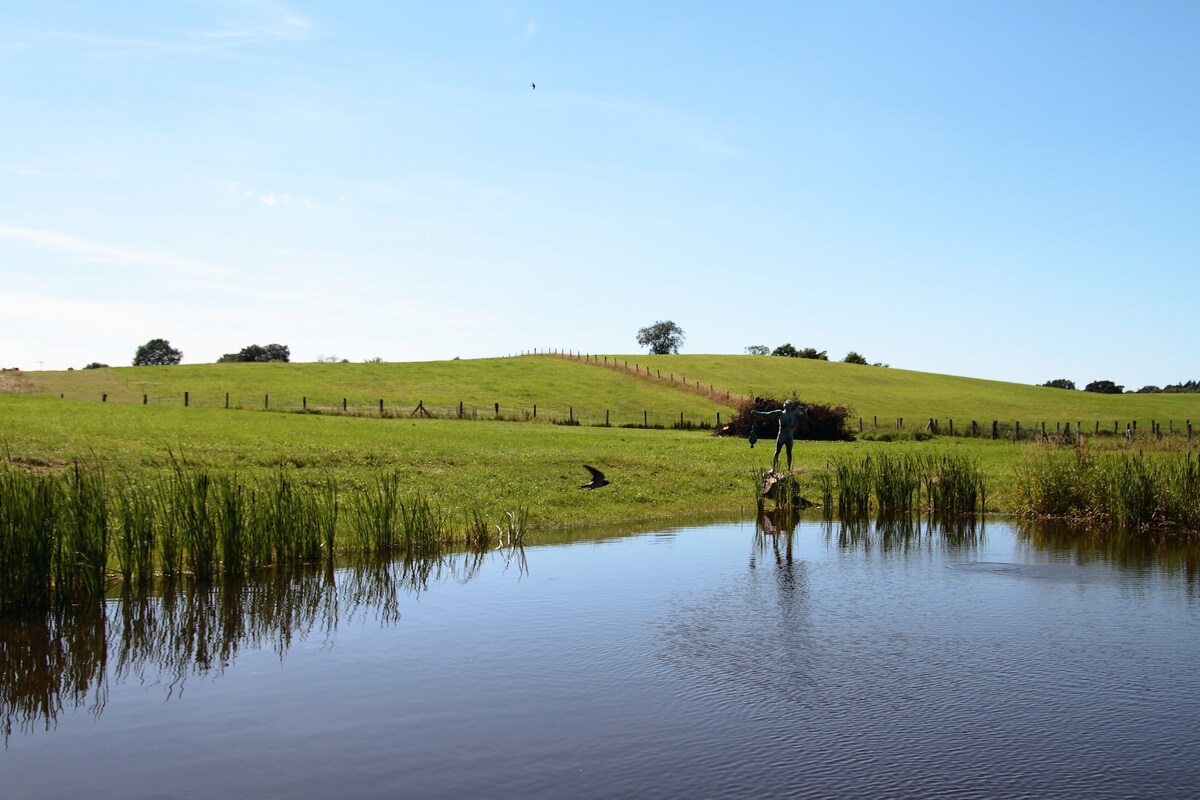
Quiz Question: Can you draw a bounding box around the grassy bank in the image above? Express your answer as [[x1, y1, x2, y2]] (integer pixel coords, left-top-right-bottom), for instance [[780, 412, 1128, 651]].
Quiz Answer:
[[0, 393, 1030, 524]]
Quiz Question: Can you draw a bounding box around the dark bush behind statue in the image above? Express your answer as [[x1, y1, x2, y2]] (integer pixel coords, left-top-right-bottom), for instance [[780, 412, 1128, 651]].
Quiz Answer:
[[717, 395, 855, 442]]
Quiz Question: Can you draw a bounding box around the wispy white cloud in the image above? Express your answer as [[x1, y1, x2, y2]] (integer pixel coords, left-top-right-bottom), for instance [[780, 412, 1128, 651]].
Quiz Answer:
[[221, 180, 313, 209], [195, 1, 313, 47], [0, 225, 233, 277], [25, 1, 315, 58]]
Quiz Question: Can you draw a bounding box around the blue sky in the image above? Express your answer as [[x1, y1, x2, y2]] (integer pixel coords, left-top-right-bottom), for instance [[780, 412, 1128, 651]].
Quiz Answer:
[[2, 1, 1196, 390]]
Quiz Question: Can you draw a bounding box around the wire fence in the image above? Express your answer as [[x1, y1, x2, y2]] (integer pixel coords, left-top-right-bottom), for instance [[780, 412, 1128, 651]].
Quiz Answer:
[[66, 390, 1196, 441]]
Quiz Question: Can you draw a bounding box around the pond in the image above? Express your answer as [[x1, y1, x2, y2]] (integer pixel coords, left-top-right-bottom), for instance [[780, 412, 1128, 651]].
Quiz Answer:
[[4, 517, 1200, 799]]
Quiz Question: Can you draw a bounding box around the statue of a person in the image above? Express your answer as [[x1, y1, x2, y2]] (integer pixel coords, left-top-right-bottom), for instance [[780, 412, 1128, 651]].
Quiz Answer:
[[752, 399, 808, 473]]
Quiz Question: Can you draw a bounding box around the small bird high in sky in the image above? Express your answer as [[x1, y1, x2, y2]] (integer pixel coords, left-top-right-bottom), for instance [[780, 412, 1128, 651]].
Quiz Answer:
[[579, 465, 609, 490], [530, 82, 535, 89]]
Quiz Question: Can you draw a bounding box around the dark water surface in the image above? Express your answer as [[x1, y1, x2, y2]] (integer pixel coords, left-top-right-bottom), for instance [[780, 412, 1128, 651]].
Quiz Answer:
[[4, 518, 1200, 799]]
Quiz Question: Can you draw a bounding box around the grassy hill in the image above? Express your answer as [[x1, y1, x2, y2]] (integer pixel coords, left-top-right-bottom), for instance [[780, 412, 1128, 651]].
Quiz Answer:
[[17, 353, 1200, 429], [18, 356, 732, 429], [595, 354, 1199, 430], [3, 354, 1198, 530]]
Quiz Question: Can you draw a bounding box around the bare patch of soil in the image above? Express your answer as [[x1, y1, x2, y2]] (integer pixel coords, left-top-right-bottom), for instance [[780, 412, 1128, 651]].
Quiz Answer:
[[0, 369, 34, 393]]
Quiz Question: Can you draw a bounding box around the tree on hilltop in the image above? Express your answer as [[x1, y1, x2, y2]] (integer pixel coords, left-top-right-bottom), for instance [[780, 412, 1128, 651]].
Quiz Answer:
[[1084, 379, 1124, 394], [133, 338, 182, 366], [1041, 378, 1076, 390], [745, 345, 770, 355], [842, 351, 868, 365], [636, 321, 685, 355], [218, 343, 290, 363]]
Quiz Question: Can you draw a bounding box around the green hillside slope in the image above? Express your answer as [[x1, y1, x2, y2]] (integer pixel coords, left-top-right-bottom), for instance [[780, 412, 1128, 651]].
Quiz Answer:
[[15, 353, 1200, 431], [21, 357, 731, 429], [595, 354, 1200, 430]]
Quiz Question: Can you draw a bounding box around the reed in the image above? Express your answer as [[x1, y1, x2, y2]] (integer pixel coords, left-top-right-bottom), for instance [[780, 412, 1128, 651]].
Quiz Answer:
[[495, 505, 529, 548], [115, 480, 157, 587], [260, 470, 323, 566], [465, 508, 491, 550], [0, 467, 59, 611], [833, 456, 872, 518], [214, 475, 247, 579], [351, 471, 403, 554], [1015, 447, 1200, 531], [1107, 453, 1157, 529], [172, 467, 218, 582], [815, 471, 833, 512], [398, 493, 449, 558], [872, 452, 921, 516], [923, 454, 986, 517], [55, 464, 109, 604]]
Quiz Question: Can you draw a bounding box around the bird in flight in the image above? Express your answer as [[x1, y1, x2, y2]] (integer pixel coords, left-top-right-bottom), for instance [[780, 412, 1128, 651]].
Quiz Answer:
[[580, 465, 609, 490], [531, 82, 536, 90]]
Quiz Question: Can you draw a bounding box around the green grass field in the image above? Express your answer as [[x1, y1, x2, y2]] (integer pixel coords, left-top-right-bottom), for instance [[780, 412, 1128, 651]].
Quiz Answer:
[[22, 354, 1199, 432], [3, 355, 1198, 531]]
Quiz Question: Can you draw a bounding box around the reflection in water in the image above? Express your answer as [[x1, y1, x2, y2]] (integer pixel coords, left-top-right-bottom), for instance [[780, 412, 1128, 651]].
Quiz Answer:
[[1, 546, 524, 742], [820, 514, 987, 557], [757, 511, 987, 556], [1017, 520, 1200, 597], [0, 602, 108, 741]]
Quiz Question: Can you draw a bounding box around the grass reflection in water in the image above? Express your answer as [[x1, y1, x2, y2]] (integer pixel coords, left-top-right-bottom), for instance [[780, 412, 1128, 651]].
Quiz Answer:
[[0, 543, 524, 743]]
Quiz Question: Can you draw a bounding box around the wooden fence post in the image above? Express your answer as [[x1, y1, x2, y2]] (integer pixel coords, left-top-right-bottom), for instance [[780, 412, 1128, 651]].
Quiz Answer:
[[264, 394, 269, 409], [569, 406, 574, 423], [343, 398, 347, 412], [379, 399, 384, 415], [533, 404, 537, 418], [184, 391, 189, 407], [303, 396, 307, 410], [458, 400, 463, 418], [679, 411, 684, 428], [1016, 421, 1021, 439], [643, 410, 648, 427], [605, 410, 610, 426], [143, 394, 148, 405], [992, 420, 998, 439], [495, 402, 500, 417], [225, 392, 230, 409], [102, 393, 107, 402]]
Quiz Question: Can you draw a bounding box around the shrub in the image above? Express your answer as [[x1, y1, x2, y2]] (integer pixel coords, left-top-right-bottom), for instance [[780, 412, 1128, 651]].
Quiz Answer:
[[717, 395, 854, 442]]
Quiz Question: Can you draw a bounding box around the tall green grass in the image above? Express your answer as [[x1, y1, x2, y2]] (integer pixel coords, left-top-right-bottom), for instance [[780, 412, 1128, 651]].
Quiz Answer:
[[0, 469, 58, 612], [1015, 446, 1200, 530], [810, 453, 987, 519], [0, 461, 531, 611]]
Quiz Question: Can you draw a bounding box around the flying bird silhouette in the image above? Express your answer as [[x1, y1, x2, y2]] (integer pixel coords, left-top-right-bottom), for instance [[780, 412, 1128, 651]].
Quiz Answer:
[[579, 465, 609, 489], [531, 82, 536, 90]]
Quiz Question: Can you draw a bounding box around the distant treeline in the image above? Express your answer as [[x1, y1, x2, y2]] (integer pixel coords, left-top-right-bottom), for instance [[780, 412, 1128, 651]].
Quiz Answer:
[[1042, 378, 1199, 394], [1136, 380, 1200, 394]]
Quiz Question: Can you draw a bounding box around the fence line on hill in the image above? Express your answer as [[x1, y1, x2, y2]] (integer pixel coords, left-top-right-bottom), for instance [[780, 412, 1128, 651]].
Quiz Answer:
[[65, 389, 1197, 441]]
